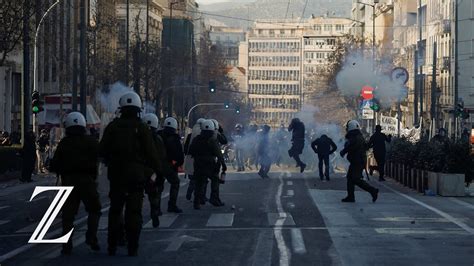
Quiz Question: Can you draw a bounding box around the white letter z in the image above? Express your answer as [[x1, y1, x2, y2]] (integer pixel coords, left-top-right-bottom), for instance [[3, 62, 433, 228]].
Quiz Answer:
[[28, 186, 74, 244]]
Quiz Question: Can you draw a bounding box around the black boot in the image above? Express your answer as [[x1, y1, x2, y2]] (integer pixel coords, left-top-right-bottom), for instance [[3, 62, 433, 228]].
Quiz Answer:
[[341, 197, 355, 203], [167, 204, 183, 213], [371, 189, 379, 203], [86, 237, 100, 251]]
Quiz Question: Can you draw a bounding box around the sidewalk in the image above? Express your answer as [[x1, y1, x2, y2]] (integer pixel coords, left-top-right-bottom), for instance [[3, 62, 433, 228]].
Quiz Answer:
[[0, 173, 57, 197]]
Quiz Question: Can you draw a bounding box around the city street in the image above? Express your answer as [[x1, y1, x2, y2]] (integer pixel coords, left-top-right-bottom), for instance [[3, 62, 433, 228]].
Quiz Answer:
[[0, 169, 472, 265]]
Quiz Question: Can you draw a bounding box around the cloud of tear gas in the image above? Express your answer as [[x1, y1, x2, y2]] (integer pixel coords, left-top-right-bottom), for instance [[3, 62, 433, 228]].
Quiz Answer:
[[335, 53, 407, 107], [99, 82, 132, 113]]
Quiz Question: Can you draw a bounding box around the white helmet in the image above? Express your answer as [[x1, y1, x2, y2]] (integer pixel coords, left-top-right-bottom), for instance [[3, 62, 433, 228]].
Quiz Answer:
[[196, 118, 206, 125], [346, 120, 361, 132], [210, 119, 219, 131], [119, 92, 142, 108], [201, 119, 216, 131], [65, 112, 86, 128], [164, 117, 178, 129], [142, 113, 159, 129]]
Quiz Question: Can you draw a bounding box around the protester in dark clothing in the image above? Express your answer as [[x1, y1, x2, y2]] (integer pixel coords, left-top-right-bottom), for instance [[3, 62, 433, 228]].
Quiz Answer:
[[368, 125, 392, 181], [288, 118, 306, 173], [36, 129, 50, 173], [311, 134, 337, 181], [340, 120, 379, 203], [20, 131, 36, 182], [189, 120, 227, 210], [431, 128, 450, 149], [258, 125, 272, 178]]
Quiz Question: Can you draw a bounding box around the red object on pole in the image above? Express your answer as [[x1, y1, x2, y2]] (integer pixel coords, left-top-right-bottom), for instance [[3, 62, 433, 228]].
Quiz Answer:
[[361, 86, 374, 100]]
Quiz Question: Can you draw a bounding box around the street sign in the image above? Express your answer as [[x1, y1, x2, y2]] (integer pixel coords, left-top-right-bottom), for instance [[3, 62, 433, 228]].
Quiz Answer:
[[391, 67, 409, 85], [380, 115, 400, 135], [362, 108, 374, 119], [361, 86, 374, 100]]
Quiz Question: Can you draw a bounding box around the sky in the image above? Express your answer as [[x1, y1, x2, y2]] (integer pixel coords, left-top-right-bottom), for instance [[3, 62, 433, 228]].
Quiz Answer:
[[197, 0, 229, 4]]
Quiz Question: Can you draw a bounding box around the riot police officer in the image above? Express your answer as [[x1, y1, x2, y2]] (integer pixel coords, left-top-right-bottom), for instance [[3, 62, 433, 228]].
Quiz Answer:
[[142, 113, 168, 228], [189, 120, 227, 210], [100, 92, 161, 256], [157, 117, 184, 213], [50, 112, 101, 255]]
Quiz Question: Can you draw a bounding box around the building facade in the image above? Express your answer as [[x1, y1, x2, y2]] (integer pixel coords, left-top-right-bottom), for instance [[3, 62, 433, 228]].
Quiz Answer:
[[209, 26, 246, 67], [241, 17, 352, 127], [457, 0, 474, 117]]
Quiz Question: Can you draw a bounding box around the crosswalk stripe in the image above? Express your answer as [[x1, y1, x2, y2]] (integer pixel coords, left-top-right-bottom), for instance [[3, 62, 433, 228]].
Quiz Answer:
[[267, 213, 296, 226], [286, 181, 293, 186], [143, 214, 179, 229], [0, 206, 10, 211], [286, 190, 294, 197], [206, 213, 235, 227], [0, 220, 10, 226]]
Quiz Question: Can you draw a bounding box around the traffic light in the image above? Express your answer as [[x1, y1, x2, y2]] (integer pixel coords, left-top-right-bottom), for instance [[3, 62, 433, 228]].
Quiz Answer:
[[235, 106, 241, 114], [224, 102, 230, 109], [455, 102, 469, 119], [370, 99, 380, 112], [209, 81, 216, 93], [31, 91, 44, 115]]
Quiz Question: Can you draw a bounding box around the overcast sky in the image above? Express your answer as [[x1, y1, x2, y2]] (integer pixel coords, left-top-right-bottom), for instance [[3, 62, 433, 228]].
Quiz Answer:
[[197, 0, 231, 4]]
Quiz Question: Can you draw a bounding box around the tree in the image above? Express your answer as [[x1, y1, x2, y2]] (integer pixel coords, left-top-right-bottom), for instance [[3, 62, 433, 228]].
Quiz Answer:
[[0, 0, 39, 66]]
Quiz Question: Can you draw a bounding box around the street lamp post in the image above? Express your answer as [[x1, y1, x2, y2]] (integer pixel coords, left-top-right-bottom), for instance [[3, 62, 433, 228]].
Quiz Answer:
[[357, 0, 379, 64], [32, 0, 62, 133]]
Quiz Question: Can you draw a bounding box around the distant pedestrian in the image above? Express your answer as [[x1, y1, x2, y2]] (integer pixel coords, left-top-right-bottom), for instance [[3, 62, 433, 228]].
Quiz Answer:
[[36, 129, 49, 173], [257, 125, 272, 178], [368, 125, 391, 181], [288, 118, 306, 173], [340, 120, 379, 203], [20, 130, 36, 182], [311, 134, 337, 181]]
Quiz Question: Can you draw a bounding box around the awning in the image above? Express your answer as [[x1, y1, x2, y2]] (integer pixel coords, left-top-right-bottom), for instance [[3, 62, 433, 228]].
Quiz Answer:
[[36, 104, 101, 127]]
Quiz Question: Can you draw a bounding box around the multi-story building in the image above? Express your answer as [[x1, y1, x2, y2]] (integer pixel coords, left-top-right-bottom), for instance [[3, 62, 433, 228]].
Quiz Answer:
[[209, 26, 246, 67], [243, 19, 304, 127], [302, 17, 353, 95], [457, 0, 474, 123], [240, 17, 353, 127], [116, 0, 165, 48]]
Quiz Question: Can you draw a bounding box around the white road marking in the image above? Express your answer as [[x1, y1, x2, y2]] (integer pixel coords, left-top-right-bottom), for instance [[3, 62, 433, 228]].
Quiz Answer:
[[274, 172, 291, 266], [206, 213, 234, 227], [379, 182, 474, 235], [143, 214, 179, 229], [286, 190, 294, 197], [267, 213, 296, 226], [156, 235, 204, 252], [0, 221, 10, 226], [449, 198, 474, 210], [372, 217, 469, 223], [290, 228, 307, 254], [287, 202, 295, 209], [287, 181, 293, 186], [375, 228, 468, 235], [0, 206, 10, 211]]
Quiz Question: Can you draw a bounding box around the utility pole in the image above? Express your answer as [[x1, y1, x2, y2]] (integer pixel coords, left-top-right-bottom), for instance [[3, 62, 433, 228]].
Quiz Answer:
[[125, 0, 130, 85], [144, 0, 149, 106], [454, 0, 459, 138], [133, 15, 140, 94], [431, 41, 437, 130], [414, 50, 419, 125], [418, 0, 424, 127], [167, 2, 175, 116], [79, 0, 87, 116], [23, 0, 31, 136]]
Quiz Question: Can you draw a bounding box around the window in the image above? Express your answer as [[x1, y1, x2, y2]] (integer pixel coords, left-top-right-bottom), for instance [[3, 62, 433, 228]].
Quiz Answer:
[[269, 30, 275, 36], [280, 29, 285, 35], [324, 24, 332, 31]]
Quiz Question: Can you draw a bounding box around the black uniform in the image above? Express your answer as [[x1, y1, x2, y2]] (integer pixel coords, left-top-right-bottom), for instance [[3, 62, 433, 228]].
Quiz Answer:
[[288, 119, 306, 172], [206, 129, 228, 206], [232, 129, 245, 171], [311, 135, 337, 181], [258, 126, 271, 178], [189, 130, 227, 209], [368, 128, 391, 180], [50, 126, 101, 254], [340, 129, 378, 202], [158, 127, 184, 213], [100, 111, 161, 256], [144, 129, 168, 227]]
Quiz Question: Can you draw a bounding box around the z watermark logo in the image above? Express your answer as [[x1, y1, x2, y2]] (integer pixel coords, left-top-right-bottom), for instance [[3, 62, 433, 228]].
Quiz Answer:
[[28, 186, 74, 244]]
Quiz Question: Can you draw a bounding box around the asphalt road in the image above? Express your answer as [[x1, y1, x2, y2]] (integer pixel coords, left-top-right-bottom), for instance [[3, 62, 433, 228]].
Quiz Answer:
[[0, 168, 473, 266]]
